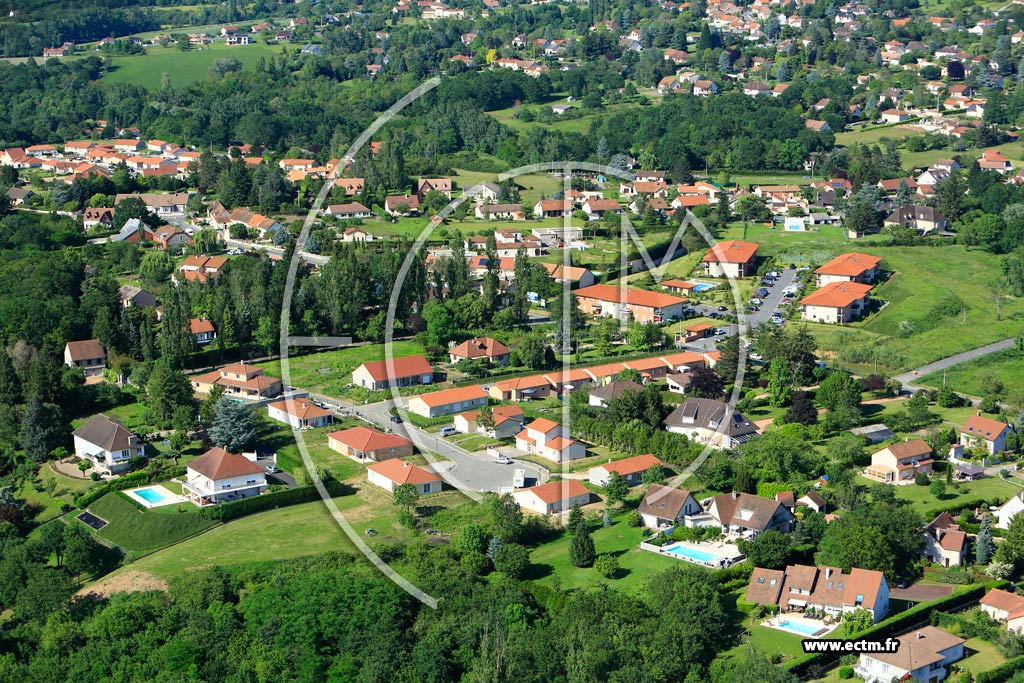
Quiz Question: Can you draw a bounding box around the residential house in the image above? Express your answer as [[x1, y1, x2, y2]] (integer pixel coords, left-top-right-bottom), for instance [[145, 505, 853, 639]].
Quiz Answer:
[[352, 355, 435, 391], [979, 149, 1014, 174], [64, 339, 106, 377], [636, 483, 701, 528], [863, 439, 934, 484], [746, 564, 890, 622], [533, 199, 573, 218], [515, 418, 587, 463], [176, 255, 227, 285], [115, 192, 189, 215], [453, 404, 525, 439], [328, 426, 414, 462], [82, 207, 115, 231], [922, 512, 969, 567], [416, 178, 453, 200], [961, 414, 1011, 455], [449, 337, 511, 366], [72, 414, 146, 474], [588, 379, 643, 408], [692, 79, 718, 96], [709, 491, 795, 537], [880, 109, 912, 123], [702, 240, 759, 278], [366, 459, 441, 494], [6, 187, 32, 206], [190, 363, 283, 399], [800, 281, 872, 324], [589, 453, 663, 487], [189, 318, 216, 345], [341, 226, 374, 242], [797, 491, 828, 513], [541, 263, 595, 289], [980, 589, 1024, 633], [151, 225, 191, 250], [512, 480, 593, 515], [743, 80, 772, 97], [855, 626, 964, 683], [119, 285, 157, 308], [476, 203, 526, 221], [814, 253, 881, 286], [325, 202, 373, 219], [384, 195, 420, 216], [182, 448, 268, 506], [406, 385, 488, 418], [664, 398, 759, 449], [805, 119, 831, 132], [581, 197, 622, 220], [997, 489, 1024, 530], [489, 375, 553, 402], [574, 283, 688, 323], [884, 205, 949, 235], [266, 397, 333, 429]]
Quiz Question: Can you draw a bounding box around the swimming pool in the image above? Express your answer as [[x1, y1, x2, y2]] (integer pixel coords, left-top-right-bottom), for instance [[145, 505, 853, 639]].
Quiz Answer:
[[777, 619, 824, 636], [133, 487, 168, 504], [663, 543, 718, 563], [691, 283, 716, 292]]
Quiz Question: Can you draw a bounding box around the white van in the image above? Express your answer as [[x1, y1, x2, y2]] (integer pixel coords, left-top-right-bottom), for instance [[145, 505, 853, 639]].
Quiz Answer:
[[439, 426, 458, 437]]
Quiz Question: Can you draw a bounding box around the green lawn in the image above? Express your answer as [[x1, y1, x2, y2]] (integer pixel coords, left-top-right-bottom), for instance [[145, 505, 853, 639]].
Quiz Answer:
[[919, 348, 1024, 399], [528, 514, 684, 594], [834, 123, 926, 147], [95, 43, 284, 88], [855, 474, 1022, 516], [82, 492, 217, 556], [262, 418, 368, 482], [17, 465, 95, 523], [959, 636, 1006, 675]]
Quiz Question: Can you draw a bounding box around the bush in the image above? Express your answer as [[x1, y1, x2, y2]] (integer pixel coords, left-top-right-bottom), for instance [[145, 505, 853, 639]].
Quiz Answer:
[[838, 665, 854, 679], [460, 550, 491, 576], [625, 510, 642, 527], [594, 554, 619, 579], [492, 542, 530, 578]]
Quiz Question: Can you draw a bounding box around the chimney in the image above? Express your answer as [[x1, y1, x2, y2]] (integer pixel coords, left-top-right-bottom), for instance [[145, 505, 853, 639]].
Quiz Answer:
[[916, 632, 923, 639], [825, 567, 832, 579], [732, 491, 739, 500]]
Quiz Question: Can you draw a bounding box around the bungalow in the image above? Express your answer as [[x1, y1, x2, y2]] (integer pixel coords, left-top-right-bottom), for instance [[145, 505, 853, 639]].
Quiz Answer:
[[328, 426, 414, 462], [190, 363, 282, 399], [476, 203, 526, 221], [515, 417, 587, 463], [664, 398, 759, 449], [326, 202, 373, 219], [681, 322, 715, 343], [743, 80, 772, 97], [533, 199, 573, 218], [341, 226, 374, 242], [746, 564, 890, 622], [588, 379, 643, 408], [182, 448, 268, 506], [266, 397, 333, 429], [980, 589, 1024, 633], [449, 337, 511, 366], [863, 439, 934, 484], [453, 404, 526, 439], [489, 375, 553, 402], [636, 483, 701, 528], [661, 279, 698, 296], [855, 627, 964, 683], [814, 252, 881, 286], [366, 459, 442, 495], [961, 414, 1011, 455], [114, 192, 189, 215], [384, 194, 420, 216], [880, 108, 912, 123], [922, 512, 968, 567], [6, 187, 32, 206], [589, 453, 663, 487], [708, 491, 795, 536], [702, 240, 759, 278], [175, 255, 228, 285], [406, 385, 488, 419], [64, 339, 106, 377], [119, 285, 157, 309], [805, 119, 831, 132], [799, 281, 872, 324], [351, 355, 434, 391], [541, 263, 595, 289], [151, 225, 192, 250], [512, 479, 593, 515], [574, 283, 688, 323], [189, 318, 216, 345], [797, 491, 828, 513], [72, 414, 146, 475], [581, 197, 622, 220]]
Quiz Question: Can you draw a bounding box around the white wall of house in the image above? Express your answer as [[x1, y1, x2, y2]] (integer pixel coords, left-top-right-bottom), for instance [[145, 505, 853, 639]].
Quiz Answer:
[[185, 469, 267, 503], [512, 490, 591, 514], [73, 434, 139, 473], [267, 405, 331, 429], [367, 469, 439, 495]]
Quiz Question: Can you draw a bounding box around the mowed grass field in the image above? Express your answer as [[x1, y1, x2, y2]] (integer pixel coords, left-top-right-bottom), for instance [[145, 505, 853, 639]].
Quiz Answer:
[[96, 43, 283, 88], [82, 492, 217, 555], [919, 348, 1024, 398]]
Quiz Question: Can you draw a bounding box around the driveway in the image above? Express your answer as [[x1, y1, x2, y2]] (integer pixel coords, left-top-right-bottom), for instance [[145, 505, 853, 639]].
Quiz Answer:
[[893, 337, 1017, 389], [889, 584, 953, 602]]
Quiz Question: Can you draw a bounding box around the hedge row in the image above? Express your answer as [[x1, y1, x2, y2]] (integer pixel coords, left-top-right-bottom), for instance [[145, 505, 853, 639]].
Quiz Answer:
[[921, 497, 1004, 521], [976, 655, 1024, 683], [198, 480, 351, 522], [785, 580, 1008, 677], [75, 465, 187, 508]]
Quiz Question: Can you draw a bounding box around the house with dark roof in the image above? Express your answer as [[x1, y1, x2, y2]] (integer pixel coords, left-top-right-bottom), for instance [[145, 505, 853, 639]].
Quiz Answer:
[[923, 512, 969, 567], [454, 404, 525, 439], [351, 355, 435, 391], [708, 491, 795, 537], [588, 379, 644, 408], [664, 398, 759, 449], [64, 339, 106, 377], [72, 414, 146, 474], [183, 447, 267, 506], [746, 564, 890, 623], [855, 626, 963, 683], [636, 483, 701, 528], [119, 285, 157, 309]]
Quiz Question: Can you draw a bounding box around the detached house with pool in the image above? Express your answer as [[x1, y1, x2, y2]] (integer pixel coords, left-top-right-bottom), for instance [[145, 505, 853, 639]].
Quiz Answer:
[[182, 447, 268, 506]]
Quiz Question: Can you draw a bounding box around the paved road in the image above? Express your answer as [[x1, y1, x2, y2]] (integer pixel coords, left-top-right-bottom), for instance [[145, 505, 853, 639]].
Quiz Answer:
[[893, 338, 1017, 388], [312, 394, 546, 493], [741, 266, 800, 327]]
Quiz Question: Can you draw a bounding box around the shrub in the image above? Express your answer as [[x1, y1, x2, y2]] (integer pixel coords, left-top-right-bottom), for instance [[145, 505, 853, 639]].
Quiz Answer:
[[594, 554, 619, 579], [625, 510, 642, 527], [492, 542, 530, 579], [838, 665, 854, 679], [460, 550, 491, 576]]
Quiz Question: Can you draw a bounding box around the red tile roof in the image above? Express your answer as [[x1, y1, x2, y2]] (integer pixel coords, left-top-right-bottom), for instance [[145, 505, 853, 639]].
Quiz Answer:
[[367, 458, 440, 485], [328, 426, 412, 452], [519, 479, 590, 503], [814, 252, 881, 277], [356, 355, 434, 382], [594, 453, 663, 476], [800, 281, 872, 308], [413, 384, 487, 408], [962, 415, 1010, 440], [575, 283, 688, 309], [267, 397, 332, 420], [188, 447, 264, 480], [702, 240, 759, 264]]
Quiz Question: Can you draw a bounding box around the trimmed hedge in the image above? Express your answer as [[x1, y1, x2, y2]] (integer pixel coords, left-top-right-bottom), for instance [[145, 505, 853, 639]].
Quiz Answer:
[[74, 465, 188, 508], [922, 497, 1005, 521], [976, 655, 1024, 683], [785, 580, 1009, 677], [198, 480, 351, 522]]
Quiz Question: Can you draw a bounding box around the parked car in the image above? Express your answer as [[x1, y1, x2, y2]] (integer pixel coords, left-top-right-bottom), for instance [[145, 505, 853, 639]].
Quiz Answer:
[[390, 414, 402, 423], [265, 465, 281, 474], [716, 328, 729, 336], [749, 353, 763, 362], [717, 305, 728, 312], [707, 312, 719, 319], [750, 298, 763, 305], [756, 288, 769, 297], [495, 455, 512, 465], [788, 263, 796, 269]]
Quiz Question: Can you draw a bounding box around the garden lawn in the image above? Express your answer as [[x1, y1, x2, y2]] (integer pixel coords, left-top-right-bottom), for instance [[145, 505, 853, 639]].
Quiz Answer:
[[263, 418, 367, 482], [958, 636, 1006, 675], [83, 492, 217, 555], [528, 515, 683, 594], [258, 340, 426, 399], [856, 475, 1022, 517], [96, 43, 283, 88], [17, 466, 95, 523], [918, 348, 1024, 399], [834, 123, 926, 147]]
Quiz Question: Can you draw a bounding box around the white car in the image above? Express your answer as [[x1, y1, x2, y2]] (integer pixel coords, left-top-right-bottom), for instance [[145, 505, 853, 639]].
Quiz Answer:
[[495, 456, 512, 465]]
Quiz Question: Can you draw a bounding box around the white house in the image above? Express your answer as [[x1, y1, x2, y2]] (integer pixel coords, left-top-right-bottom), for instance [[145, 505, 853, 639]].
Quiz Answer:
[[511, 480, 593, 515], [708, 491, 795, 537], [189, 318, 217, 345], [352, 355, 434, 391], [64, 339, 106, 377], [664, 398, 759, 450], [589, 453, 663, 487], [515, 418, 587, 463], [922, 512, 968, 567], [996, 489, 1024, 530], [800, 281, 872, 324], [746, 564, 890, 623], [266, 397, 333, 429], [366, 459, 441, 495], [182, 447, 268, 506], [855, 627, 964, 683], [980, 589, 1024, 633], [453, 404, 525, 439], [72, 414, 146, 475], [636, 483, 701, 529], [960, 414, 1011, 455]]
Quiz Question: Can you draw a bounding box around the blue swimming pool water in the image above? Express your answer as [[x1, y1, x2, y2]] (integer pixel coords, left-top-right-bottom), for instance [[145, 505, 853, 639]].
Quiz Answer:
[[777, 620, 822, 636], [134, 487, 167, 504], [664, 543, 718, 563], [691, 284, 716, 292]]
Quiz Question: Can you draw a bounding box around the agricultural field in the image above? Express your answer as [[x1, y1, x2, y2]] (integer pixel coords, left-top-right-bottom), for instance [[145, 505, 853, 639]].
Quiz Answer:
[[95, 43, 284, 88]]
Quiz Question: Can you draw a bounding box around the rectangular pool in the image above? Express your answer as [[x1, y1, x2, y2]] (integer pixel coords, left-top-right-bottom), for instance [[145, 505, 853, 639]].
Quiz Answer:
[[691, 284, 716, 293], [778, 620, 825, 636], [123, 484, 188, 509], [134, 487, 167, 504], [664, 543, 718, 563]]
